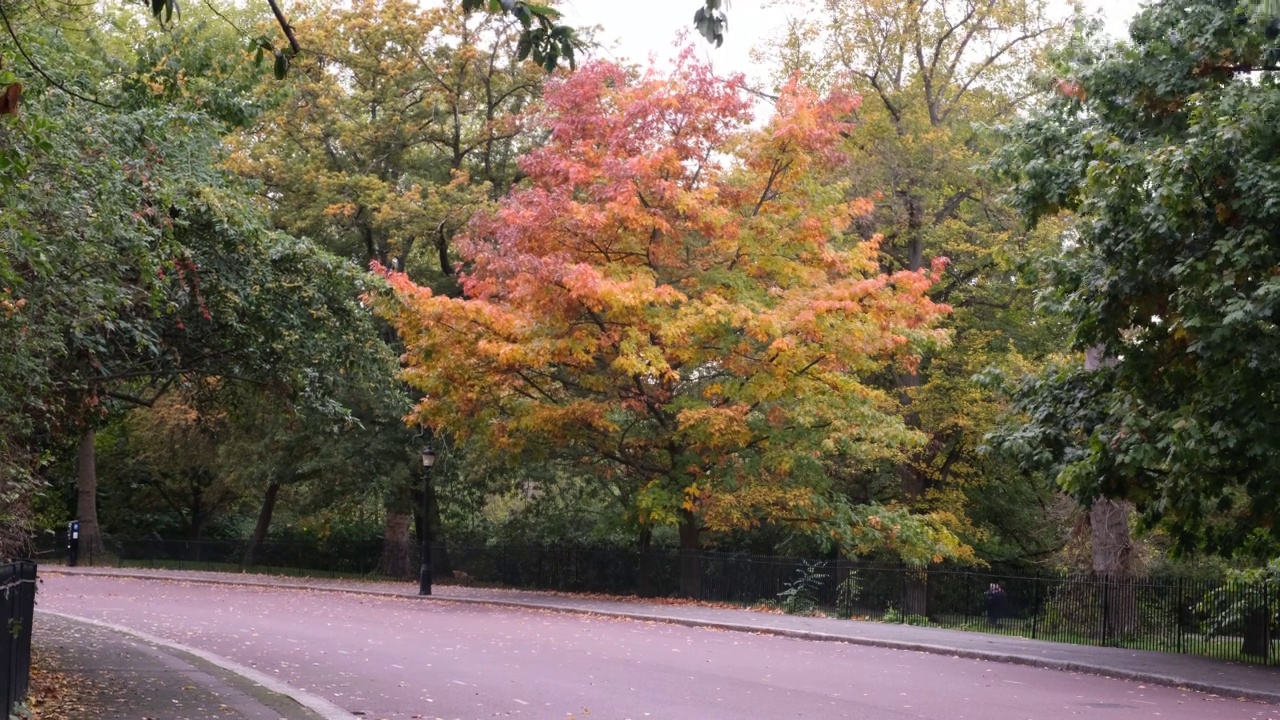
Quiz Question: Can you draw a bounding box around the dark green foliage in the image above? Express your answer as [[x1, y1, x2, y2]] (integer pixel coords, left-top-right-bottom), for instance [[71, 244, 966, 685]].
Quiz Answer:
[[994, 0, 1280, 557], [0, 8, 399, 553]]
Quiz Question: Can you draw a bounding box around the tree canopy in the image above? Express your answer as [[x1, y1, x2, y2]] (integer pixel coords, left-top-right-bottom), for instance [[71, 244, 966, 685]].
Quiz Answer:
[[994, 0, 1280, 557], [375, 52, 969, 591], [0, 2, 400, 554]]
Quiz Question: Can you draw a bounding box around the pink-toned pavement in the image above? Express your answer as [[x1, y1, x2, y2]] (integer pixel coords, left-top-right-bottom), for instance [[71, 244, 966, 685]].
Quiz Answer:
[[35, 568, 1280, 719], [44, 565, 1280, 704], [38, 612, 330, 719]]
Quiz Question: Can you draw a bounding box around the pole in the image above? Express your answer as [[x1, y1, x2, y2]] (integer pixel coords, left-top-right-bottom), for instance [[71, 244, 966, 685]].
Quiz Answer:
[[1031, 576, 1038, 640], [1176, 577, 1184, 654], [418, 461, 433, 596]]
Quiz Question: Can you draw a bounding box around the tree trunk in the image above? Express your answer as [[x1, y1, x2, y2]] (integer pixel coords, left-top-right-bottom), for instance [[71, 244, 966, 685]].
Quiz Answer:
[[1090, 497, 1136, 638], [637, 524, 655, 598], [677, 511, 702, 599], [1083, 345, 1136, 639], [1241, 607, 1272, 659], [903, 569, 929, 618], [896, 346, 929, 616], [243, 482, 281, 567], [75, 430, 105, 563], [897, 220, 927, 492], [380, 504, 413, 578]]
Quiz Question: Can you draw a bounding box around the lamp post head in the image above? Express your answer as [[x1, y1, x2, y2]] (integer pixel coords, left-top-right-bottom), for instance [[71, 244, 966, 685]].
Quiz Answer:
[[422, 445, 436, 468]]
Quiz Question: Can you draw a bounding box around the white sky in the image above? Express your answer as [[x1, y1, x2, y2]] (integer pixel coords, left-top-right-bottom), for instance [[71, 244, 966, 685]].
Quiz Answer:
[[561, 0, 1146, 81]]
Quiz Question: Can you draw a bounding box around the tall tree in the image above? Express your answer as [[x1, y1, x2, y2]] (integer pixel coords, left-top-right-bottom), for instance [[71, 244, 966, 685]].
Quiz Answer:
[[0, 3, 395, 555], [226, 0, 554, 574], [227, 0, 551, 278], [759, 0, 1075, 563], [376, 53, 965, 597], [994, 0, 1280, 558]]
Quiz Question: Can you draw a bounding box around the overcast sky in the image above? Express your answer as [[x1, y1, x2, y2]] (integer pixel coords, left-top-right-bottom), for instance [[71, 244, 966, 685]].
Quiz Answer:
[[560, 0, 1146, 79]]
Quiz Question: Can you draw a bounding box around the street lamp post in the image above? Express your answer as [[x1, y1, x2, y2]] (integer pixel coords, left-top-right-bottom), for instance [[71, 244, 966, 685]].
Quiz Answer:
[[419, 445, 436, 596]]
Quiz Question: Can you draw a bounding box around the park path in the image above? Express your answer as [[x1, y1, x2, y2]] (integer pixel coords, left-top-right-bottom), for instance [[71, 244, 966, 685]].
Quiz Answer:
[[35, 573, 1280, 720]]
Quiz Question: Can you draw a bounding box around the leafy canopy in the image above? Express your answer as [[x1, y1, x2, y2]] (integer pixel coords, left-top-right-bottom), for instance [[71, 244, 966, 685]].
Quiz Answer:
[[377, 52, 962, 561], [994, 0, 1280, 557]]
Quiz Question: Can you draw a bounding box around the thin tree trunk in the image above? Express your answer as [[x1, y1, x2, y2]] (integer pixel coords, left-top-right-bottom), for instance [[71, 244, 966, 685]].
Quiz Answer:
[[76, 430, 105, 563], [243, 482, 281, 567], [678, 510, 702, 599]]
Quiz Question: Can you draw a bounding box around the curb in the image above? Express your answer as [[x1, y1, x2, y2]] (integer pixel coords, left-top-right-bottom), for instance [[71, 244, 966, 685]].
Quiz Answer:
[[37, 608, 357, 720], [42, 569, 1280, 706]]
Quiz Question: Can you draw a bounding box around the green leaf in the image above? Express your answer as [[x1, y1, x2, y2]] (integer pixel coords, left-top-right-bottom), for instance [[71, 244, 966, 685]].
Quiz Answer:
[[524, 3, 561, 20], [514, 5, 532, 28], [561, 38, 576, 70], [273, 51, 289, 80]]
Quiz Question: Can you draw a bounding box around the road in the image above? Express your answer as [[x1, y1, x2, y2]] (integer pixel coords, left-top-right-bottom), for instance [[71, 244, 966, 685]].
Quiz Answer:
[[38, 575, 1279, 720]]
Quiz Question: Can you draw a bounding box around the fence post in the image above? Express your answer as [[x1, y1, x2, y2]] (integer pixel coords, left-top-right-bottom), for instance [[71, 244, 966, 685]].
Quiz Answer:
[[1262, 577, 1273, 665], [1, 562, 37, 720], [1, 566, 13, 717], [1030, 576, 1038, 640], [899, 568, 906, 623], [1100, 575, 1110, 647], [1176, 576, 1183, 655], [14, 563, 34, 704]]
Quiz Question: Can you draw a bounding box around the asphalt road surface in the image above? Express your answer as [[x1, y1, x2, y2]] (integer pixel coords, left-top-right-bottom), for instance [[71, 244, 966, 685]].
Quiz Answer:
[[38, 575, 1279, 720]]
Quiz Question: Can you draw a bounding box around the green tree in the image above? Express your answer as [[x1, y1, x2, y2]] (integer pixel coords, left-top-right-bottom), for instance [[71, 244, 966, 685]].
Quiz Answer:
[[758, 0, 1075, 566], [0, 4, 396, 556], [994, 0, 1280, 558], [227, 0, 556, 574]]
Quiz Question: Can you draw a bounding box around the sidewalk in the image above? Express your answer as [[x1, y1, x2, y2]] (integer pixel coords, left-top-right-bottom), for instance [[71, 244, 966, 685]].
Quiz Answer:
[[44, 566, 1280, 706], [35, 611, 330, 720]]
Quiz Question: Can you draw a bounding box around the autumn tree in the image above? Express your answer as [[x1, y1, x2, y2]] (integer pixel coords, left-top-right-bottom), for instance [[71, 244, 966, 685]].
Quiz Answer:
[[757, 0, 1076, 566], [377, 53, 961, 597]]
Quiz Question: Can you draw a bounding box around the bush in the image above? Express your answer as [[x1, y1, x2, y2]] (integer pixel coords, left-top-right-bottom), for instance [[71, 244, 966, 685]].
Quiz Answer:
[[777, 561, 828, 615]]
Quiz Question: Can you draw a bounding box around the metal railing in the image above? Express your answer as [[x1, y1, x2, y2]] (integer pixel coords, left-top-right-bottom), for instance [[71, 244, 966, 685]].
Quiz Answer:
[[1, 561, 37, 718], [38, 534, 1278, 666]]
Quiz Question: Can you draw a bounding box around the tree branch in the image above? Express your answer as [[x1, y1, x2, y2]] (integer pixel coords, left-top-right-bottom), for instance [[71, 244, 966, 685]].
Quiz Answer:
[[264, 0, 302, 56]]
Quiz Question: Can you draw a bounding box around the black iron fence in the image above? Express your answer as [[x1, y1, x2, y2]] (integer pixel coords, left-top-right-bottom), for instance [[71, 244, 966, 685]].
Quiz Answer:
[[35, 534, 1278, 666], [33, 534, 385, 577], [1, 561, 37, 719]]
